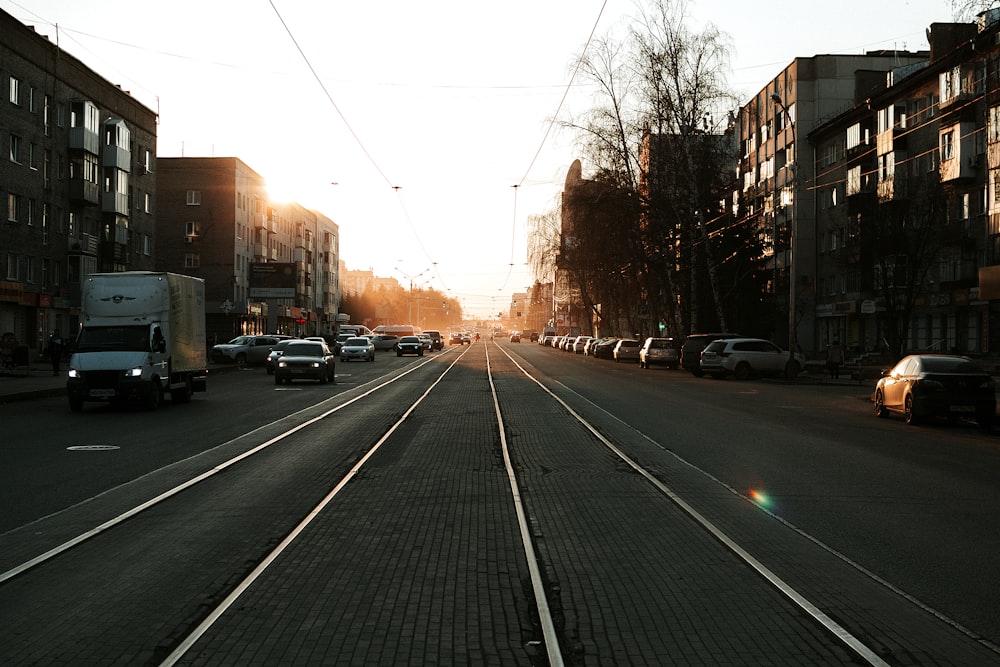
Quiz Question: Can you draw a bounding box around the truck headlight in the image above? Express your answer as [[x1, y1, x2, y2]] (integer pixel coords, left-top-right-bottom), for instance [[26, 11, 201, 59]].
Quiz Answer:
[[125, 366, 143, 378]]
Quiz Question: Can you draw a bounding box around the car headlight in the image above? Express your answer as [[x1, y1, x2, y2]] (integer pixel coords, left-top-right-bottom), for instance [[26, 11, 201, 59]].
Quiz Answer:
[[310, 362, 321, 368], [278, 360, 288, 368], [68, 368, 80, 379], [125, 366, 143, 378]]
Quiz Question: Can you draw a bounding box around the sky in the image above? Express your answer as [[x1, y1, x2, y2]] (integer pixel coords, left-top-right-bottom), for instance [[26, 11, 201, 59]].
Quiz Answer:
[[2, 0, 957, 318]]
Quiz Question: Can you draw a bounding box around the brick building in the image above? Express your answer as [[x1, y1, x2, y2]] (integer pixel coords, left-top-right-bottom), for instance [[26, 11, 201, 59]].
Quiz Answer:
[[0, 8, 157, 357]]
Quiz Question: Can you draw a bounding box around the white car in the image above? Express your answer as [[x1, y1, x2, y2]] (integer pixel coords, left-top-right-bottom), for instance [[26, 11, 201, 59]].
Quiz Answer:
[[339, 336, 375, 362], [699, 337, 805, 380]]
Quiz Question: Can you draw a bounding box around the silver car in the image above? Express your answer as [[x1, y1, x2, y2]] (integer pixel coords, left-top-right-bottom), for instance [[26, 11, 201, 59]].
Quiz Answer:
[[340, 336, 375, 362], [700, 337, 805, 380]]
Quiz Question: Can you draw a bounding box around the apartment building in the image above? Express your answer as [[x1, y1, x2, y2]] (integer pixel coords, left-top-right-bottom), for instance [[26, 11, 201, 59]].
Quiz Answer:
[[808, 15, 1000, 357], [0, 8, 157, 353], [155, 157, 339, 341], [736, 50, 929, 356]]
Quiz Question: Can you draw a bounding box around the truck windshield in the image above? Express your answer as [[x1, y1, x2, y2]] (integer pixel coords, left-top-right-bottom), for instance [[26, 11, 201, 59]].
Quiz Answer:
[[75, 326, 150, 352]]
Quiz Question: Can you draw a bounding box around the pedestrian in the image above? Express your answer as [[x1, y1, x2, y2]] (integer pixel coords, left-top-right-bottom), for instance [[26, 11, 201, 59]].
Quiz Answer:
[[48, 329, 65, 376], [826, 339, 845, 379]]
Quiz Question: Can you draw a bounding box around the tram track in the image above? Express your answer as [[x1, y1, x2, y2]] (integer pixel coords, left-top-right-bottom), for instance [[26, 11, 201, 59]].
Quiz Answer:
[[2, 340, 997, 664]]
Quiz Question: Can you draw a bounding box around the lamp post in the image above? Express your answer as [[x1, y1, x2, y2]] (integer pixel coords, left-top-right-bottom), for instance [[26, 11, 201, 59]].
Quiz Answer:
[[394, 266, 429, 325], [771, 93, 797, 362]]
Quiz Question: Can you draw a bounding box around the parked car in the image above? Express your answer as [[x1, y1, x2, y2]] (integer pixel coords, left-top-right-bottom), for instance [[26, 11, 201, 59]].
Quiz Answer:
[[639, 337, 680, 369], [681, 333, 743, 376], [613, 339, 641, 363], [397, 335, 425, 356], [699, 337, 805, 380], [266, 338, 301, 375], [211, 334, 287, 368], [592, 338, 619, 359], [340, 336, 375, 362], [423, 330, 444, 350], [572, 336, 593, 353], [273, 340, 336, 385], [371, 334, 400, 351], [873, 354, 996, 428]]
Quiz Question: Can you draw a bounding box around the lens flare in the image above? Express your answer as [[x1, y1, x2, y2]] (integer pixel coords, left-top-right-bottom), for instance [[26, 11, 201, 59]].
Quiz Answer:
[[750, 488, 771, 508]]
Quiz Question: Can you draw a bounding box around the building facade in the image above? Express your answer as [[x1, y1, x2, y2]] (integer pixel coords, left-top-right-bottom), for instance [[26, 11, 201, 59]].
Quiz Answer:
[[155, 157, 339, 342], [809, 16, 1000, 358], [736, 51, 929, 356], [0, 8, 157, 357]]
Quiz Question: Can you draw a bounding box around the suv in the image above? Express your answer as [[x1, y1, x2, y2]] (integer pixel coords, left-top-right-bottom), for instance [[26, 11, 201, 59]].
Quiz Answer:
[[211, 334, 287, 368], [397, 335, 425, 356], [639, 337, 679, 369], [699, 337, 805, 380], [681, 333, 742, 376], [423, 330, 444, 350]]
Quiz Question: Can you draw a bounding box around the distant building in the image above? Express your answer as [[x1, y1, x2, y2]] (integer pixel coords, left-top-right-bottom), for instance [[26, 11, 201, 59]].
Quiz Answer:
[[0, 8, 157, 351], [155, 157, 339, 339]]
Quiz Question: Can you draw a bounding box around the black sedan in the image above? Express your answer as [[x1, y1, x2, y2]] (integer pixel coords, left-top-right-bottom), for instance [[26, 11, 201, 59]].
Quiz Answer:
[[396, 335, 425, 357], [872, 354, 995, 428], [273, 341, 336, 385]]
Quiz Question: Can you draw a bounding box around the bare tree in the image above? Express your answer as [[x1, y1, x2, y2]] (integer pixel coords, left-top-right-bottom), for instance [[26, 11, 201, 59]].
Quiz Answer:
[[560, 0, 744, 338], [951, 0, 999, 20]]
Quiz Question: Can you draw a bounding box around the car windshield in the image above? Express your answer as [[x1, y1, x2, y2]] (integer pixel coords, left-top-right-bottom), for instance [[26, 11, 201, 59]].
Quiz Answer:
[[400, 337, 420, 343], [345, 337, 369, 345], [921, 357, 985, 373], [284, 342, 323, 357]]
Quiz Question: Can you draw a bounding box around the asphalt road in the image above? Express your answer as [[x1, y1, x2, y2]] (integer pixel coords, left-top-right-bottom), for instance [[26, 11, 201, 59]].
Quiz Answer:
[[3, 341, 1000, 662]]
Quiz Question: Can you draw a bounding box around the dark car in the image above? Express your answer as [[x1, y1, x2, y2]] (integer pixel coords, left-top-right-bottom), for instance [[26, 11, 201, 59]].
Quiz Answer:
[[592, 338, 619, 359], [396, 335, 424, 356], [873, 354, 996, 428], [273, 340, 336, 385], [449, 332, 465, 346], [423, 330, 444, 350], [266, 338, 302, 375], [680, 333, 742, 376]]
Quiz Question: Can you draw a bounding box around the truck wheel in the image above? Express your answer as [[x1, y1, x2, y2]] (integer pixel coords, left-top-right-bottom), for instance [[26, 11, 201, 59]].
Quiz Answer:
[[68, 395, 83, 412], [146, 382, 162, 411], [171, 378, 193, 403]]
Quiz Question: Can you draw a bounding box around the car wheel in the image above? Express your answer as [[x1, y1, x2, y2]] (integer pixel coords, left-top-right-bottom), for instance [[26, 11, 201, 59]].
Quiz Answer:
[[874, 390, 889, 418], [236, 353, 247, 370], [977, 412, 993, 432], [734, 362, 752, 380], [320, 370, 329, 384], [275, 375, 282, 386], [904, 395, 919, 425]]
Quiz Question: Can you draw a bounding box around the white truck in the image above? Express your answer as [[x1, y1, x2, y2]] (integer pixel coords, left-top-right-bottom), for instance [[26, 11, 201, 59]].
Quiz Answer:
[[67, 272, 208, 411]]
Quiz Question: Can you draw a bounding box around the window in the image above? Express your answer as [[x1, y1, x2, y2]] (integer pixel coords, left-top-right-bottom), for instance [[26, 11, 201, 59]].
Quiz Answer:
[[184, 253, 200, 269], [143, 192, 152, 214], [6, 253, 19, 280], [7, 193, 20, 222], [26, 256, 35, 284], [186, 190, 201, 206], [941, 129, 955, 161], [8, 134, 21, 163], [8, 76, 20, 105], [185, 221, 199, 237]]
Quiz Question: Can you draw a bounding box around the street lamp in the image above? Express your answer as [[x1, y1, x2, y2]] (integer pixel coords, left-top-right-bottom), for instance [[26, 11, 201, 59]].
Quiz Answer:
[[771, 93, 797, 364], [394, 266, 429, 324]]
